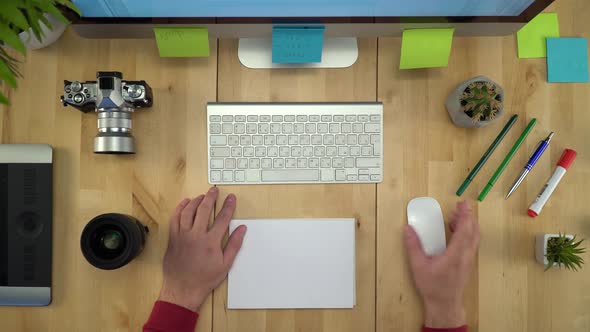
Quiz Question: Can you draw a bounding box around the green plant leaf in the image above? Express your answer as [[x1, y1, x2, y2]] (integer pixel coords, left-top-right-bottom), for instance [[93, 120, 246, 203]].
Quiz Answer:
[[33, 0, 70, 25], [24, 2, 45, 42], [0, 90, 9, 105], [0, 1, 30, 31], [0, 25, 27, 55], [0, 58, 18, 88], [54, 0, 82, 16]]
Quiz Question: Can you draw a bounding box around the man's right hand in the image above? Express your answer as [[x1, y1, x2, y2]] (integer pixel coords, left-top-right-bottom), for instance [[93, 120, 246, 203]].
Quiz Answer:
[[404, 201, 480, 329]]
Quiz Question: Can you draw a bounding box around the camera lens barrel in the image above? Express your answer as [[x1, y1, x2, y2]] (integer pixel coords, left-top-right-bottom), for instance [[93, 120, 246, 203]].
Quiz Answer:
[[80, 213, 148, 270], [94, 111, 135, 154]]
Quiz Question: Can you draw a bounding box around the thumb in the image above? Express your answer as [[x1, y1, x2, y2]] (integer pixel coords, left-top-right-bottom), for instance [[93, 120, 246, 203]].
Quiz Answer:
[[404, 224, 427, 270], [223, 225, 247, 270]]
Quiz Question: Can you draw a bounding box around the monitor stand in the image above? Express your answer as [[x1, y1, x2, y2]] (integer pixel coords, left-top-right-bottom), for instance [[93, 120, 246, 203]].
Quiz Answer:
[[238, 37, 358, 69]]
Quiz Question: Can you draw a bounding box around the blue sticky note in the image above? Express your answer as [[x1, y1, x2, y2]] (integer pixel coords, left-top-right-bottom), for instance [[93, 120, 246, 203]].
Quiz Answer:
[[546, 37, 589, 83], [272, 26, 325, 63]]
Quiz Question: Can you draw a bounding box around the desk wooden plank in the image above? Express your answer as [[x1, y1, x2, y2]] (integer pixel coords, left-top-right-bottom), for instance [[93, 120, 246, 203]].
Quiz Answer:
[[213, 39, 377, 332], [0, 29, 218, 332]]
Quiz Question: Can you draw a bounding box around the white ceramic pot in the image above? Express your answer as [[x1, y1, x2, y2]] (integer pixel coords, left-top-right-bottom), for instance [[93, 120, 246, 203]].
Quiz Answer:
[[445, 75, 504, 129], [535, 233, 574, 267], [18, 14, 67, 50]]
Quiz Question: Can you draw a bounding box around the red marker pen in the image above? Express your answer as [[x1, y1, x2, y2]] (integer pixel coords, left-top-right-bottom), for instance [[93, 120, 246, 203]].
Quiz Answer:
[[528, 149, 577, 217]]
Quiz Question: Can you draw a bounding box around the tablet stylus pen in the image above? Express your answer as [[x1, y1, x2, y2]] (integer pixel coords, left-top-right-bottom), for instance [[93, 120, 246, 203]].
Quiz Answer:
[[505, 132, 554, 199]]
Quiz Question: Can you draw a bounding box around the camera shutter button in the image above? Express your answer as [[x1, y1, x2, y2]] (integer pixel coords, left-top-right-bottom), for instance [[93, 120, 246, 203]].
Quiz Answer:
[[73, 93, 85, 104], [71, 81, 82, 92]]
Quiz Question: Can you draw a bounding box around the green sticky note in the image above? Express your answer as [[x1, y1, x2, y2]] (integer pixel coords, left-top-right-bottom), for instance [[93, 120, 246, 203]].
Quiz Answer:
[[400, 28, 454, 69], [154, 27, 210, 57], [516, 13, 559, 58]]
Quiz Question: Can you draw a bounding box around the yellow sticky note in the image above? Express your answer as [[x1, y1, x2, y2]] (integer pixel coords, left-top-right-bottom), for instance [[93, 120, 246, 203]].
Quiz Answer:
[[516, 13, 560, 58], [400, 28, 454, 69], [154, 27, 210, 57]]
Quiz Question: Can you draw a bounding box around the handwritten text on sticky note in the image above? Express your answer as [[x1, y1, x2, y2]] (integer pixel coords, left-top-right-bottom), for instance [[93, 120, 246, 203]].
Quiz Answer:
[[154, 27, 210, 57], [272, 26, 325, 63]]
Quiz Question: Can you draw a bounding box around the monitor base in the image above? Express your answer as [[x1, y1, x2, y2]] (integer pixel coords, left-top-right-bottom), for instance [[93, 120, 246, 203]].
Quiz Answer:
[[238, 37, 358, 69]]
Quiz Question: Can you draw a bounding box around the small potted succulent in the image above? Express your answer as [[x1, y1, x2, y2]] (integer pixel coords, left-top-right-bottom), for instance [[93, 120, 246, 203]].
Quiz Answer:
[[0, 0, 80, 105], [535, 233, 586, 271], [445, 76, 504, 128]]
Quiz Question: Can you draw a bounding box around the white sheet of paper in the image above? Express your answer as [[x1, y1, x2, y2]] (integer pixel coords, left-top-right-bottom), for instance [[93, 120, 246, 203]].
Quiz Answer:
[[228, 218, 356, 309]]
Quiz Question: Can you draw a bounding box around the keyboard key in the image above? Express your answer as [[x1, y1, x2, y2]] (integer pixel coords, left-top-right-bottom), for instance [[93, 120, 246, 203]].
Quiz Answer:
[[335, 134, 346, 145], [264, 135, 276, 145], [373, 142, 381, 156], [288, 135, 299, 145], [370, 174, 381, 181], [235, 115, 246, 122], [333, 158, 344, 168], [260, 115, 271, 122], [353, 123, 364, 133], [210, 123, 222, 134], [311, 135, 323, 145], [357, 157, 381, 168], [320, 158, 331, 168], [228, 135, 239, 146], [231, 147, 242, 157], [370, 115, 380, 122], [268, 146, 279, 157], [305, 123, 317, 133], [271, 123, 281, 134], [240, 135, 251, 145], [282, 123, 293, 133], [222, 170, 233, 182], [225, 158, 236, 169], [211, 147, 230, 157], [358, 115, 369, 122], [317, 123, 329, 133], [273, 158, 285, 168], [294, 123, 305, 134], [347, 174, 358, 181], [243, 147, 254, 157], [297, 115, 308, 122], [252, 135, 263, 145], [291, 146, 302, 157], [277, 135, 288, 145], [249, 158, 260, 168], [237, 158, 248, 169], [235, 170, 245, 182], [210, 135, 227, 146], [359, 174, 370, 181], [359, 134, 370, 145], [341, 123, 352, 133], [361, 146, 372, 156], [329, 123, 341, 133], [262, 170, 319, 182], [344, 157, 355, 168], [314, 146, 326, 157], [210, 115, 221, 122], [222, 123, 233, 134], [365, 123, 380, 133], [350, 146, 360, 156], [323, 134, 334, 145], [246, 170, 260, 182], [286, 158, 297, 168], [321, 169, 334, 181], [347, 134, 358, 145], [334, 115, 345, 122], [371, 134, 380, 144], [297, 158, 308, 168], [309, 115, 320, 122], [359, 169, 370, 175], [272, 115, 283, 122], [336, 169, 346, 181], [258, 123, 270, 134], [303, 146, 314, 157], [210, 170, 221, 182], [321, 115, 332, 122], [247, 123, 257, 134], [284, 115, 295, 122], [326, 146, 337, 156], [338, 147, 349, 156], [279, 146, 290, 157], [300, 135, 311, 145], [247, 115, 259, 122], [210, 158, 224, 169], [309, 158, 319, 168], [234, 123, 246, 134], [255, 147, 266, 157], [222, 115, 233, 122], [261, 158, 273, 169], [345, 115, 356, 122]]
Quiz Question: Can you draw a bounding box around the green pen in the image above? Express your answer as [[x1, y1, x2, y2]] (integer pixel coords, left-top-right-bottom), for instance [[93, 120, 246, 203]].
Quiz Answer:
[[456, 114, 519, 196], [478, 118, 537, 202]]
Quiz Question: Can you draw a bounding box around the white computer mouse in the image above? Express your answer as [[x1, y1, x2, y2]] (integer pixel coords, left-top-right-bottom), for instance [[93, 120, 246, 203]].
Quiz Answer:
[[407, 197, 446, 256]]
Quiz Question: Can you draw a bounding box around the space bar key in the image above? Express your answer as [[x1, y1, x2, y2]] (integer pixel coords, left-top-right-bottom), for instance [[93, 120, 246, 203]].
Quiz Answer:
[[261, 170, 319, 182]]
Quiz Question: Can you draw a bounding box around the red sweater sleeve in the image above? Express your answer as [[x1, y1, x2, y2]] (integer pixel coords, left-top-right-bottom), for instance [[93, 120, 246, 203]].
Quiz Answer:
[[423, 326, 468, 332], [143, 301, 199, 332]]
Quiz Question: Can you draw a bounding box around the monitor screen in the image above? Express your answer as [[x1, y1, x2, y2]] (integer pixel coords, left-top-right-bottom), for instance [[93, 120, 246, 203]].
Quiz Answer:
[[73, 0, 537, 18]]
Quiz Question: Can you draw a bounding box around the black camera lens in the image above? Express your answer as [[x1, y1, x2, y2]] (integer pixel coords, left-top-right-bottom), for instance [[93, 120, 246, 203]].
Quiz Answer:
[[80, 213, 148, 270]]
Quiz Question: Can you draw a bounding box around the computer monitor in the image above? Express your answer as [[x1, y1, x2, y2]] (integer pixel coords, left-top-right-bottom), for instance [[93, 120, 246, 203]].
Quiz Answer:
[[66, 0, 554, 68]]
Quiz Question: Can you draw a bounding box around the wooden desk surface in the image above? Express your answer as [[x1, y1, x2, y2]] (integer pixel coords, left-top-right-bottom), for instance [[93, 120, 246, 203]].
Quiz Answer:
[[1, 1, 589, 331]]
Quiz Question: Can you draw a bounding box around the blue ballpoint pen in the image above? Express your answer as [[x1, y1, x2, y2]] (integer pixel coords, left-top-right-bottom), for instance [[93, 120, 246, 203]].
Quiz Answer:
[[505, 132, 555, 199]]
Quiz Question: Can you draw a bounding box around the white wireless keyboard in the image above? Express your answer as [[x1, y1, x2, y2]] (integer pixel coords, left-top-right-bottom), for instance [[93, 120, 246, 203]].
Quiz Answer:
[[207, 103, 383, 184]]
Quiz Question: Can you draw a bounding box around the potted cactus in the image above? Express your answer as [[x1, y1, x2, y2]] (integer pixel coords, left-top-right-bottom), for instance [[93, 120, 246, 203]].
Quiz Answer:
[[445, 76, 504, 128], [535, 233, 586, 271]]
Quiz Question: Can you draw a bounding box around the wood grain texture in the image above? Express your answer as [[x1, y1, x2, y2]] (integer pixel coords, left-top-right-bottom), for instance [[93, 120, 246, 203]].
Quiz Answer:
[[0, 1, 589, 331]]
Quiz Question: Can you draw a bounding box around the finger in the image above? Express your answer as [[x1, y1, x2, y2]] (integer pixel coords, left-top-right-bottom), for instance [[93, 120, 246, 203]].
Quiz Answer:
[[193, 186, 219, 233], [223, 225, 247, 270], [449, 219, 458, 233], [404, 225, 427, 271], [179, 195, 205, 231], [211, 194, 237, 239], [446, 204, 477, 256], [169, 198, 191, 235]]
